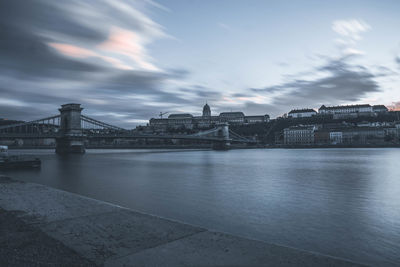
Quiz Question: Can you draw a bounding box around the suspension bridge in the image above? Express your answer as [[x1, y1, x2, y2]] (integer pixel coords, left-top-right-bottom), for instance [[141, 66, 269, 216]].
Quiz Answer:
[[0, 104, 256, 153]]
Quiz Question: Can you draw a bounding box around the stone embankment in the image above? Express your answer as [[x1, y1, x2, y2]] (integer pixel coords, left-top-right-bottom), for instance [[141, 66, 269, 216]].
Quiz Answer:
[[0, 176, 366, 266]]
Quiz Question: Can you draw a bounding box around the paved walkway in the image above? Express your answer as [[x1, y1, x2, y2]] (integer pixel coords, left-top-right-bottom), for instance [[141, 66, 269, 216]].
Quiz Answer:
[[0, 176, 366, 266]]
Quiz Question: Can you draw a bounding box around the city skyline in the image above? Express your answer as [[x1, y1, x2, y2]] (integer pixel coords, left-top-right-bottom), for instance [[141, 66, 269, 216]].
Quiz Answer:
[[1, 0, 400, 128]]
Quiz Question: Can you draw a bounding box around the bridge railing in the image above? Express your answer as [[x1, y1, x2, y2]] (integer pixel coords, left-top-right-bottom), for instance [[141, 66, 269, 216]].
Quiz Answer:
[[81, 115, 127, 132]]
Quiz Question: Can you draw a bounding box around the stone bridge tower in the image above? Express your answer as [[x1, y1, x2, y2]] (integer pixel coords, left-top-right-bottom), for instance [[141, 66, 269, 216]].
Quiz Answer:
[[213, 122, 230, 150], [56, 103, 85, 154]]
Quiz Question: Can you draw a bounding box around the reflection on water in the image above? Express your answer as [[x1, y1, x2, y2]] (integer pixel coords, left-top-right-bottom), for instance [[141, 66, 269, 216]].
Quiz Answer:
[[3, 148, 400, 266]]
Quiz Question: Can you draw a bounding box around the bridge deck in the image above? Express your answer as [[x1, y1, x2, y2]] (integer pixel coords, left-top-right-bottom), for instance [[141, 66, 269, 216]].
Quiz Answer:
[[0, 133, 256, 143]]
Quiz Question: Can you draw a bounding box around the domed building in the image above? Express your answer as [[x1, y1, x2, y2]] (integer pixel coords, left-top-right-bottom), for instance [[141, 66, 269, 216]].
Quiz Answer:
[[149, 102, 270, 132], [202, 103, 211, 118]]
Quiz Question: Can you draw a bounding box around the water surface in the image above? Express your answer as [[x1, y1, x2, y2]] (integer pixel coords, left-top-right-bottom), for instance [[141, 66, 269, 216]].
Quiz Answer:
[[3, 148, 400, 266]]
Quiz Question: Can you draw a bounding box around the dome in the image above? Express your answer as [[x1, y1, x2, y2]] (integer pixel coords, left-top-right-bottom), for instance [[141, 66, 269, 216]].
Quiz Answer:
[[202, 103, 211, 117]]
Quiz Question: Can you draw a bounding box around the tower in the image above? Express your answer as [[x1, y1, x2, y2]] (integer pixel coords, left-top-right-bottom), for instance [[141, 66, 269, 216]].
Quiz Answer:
[[202, 103, 211, 118], [56, 103, 86, 154]]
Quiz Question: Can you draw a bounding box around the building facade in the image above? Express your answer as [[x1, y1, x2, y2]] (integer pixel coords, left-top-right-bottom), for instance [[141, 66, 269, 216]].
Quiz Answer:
[[288, 108, 317, 118], [329, 132, 343, 144], [149, 104, 270, 132], [372, 105, 389, 113], [283, 126, 315, 145], [341, 127, 385, 144], [318, 104, 373, 114]]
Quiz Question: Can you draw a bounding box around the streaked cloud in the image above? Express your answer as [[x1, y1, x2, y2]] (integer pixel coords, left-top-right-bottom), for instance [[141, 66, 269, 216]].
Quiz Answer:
[[332, 19, 370, 39], [238, 55, 388, 117], [0, 1, 398, 125], [388, 101, 400, 111], [333, 19, 370, 56], [0, 0, 186, 127], [98, 26, 159, 71]]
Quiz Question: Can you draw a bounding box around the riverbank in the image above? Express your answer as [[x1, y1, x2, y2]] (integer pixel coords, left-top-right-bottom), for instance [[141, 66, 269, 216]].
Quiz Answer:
[[0, 175, 366, 266], [5, 143, 400, 150]]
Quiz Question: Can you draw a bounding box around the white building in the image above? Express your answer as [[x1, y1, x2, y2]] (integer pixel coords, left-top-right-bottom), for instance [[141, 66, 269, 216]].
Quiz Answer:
[[319, 104, 373, 115], [288, 109, 317, 118]]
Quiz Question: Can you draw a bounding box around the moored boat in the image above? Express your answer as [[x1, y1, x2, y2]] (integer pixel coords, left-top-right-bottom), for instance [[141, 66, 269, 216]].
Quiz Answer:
[[0, 146, 41, 169]]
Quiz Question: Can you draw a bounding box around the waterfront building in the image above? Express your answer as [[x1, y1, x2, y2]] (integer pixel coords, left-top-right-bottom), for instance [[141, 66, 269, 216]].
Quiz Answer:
[[149, 103, 270, 131], [314, 130, 330, 144], [283, 126, 315, 145], [330, 132, 343, 144], [288, 108, 317, 118], [341, 127, 385, 144]]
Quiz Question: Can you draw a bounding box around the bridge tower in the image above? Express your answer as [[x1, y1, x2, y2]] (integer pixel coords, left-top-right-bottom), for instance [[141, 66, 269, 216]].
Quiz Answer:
[[56, 103, 86, 154], [213, 122, 230, 150]]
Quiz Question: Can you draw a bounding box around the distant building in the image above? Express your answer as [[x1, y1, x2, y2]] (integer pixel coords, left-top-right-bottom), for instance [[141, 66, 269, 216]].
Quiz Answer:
[[245, 115, 270, 124], [202, 103, 211, 118], [149, 103, 270, 131], [283, 126, 315, 145], [167, 114, 194, 129], [219, 112, 245, 124], [342, 127, 385, 144], [330, 132, 343, 144], [372, 105, 388, 113], [288, 108, 317, 118], [314, 130, 330, 144], [318, 104, 373, 115]]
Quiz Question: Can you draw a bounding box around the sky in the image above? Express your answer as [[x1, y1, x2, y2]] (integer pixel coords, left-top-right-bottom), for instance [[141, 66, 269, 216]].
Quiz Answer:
[[1, 0, 400, 128]]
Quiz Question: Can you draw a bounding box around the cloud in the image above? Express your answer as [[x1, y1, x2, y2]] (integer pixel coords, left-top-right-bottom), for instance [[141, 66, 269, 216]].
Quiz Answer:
[[48, 42, 133, 70], [388, 101, 400, 111], [180, 86, 222, 100], [332, 19, 370, 39], [240, 55, 383, 117], [98, 26, 158, 71], [276, 57, 379, 103], [0, 0, 202, 128], [332, 19, 370, 56], [250, 86, 285, 93]]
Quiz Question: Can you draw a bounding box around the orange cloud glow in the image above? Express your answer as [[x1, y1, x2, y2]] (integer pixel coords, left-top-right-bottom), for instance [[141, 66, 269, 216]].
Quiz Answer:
[[48, 43, 95, 58], [48, 42, 132, 70], [99, 27, 158, 71], [388, 101, 400, 111]]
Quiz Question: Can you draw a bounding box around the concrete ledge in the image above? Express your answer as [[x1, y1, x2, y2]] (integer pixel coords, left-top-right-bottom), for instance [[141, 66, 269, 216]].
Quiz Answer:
[[0, 176, 367, 266]]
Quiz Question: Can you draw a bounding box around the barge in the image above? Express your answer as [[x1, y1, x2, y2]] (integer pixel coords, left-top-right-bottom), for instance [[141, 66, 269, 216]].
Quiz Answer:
[[0, 146, 41, 169]]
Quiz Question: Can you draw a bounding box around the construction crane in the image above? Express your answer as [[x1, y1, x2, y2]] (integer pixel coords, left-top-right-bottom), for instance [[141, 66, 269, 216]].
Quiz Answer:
[[159, 112, 169, 119]]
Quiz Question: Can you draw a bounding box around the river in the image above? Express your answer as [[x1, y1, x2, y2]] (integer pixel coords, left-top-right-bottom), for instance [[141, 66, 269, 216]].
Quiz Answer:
[[2, 148, 400, 266]]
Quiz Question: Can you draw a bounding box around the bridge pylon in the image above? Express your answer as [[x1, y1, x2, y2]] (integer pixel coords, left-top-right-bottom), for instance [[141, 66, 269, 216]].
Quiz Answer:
[[212, 122, 230, 150], [56, 103, 86, 154]]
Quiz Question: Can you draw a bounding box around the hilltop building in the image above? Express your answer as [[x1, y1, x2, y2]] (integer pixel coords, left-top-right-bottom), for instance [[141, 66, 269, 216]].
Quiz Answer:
[[202, 103, 211, 117], [318, 104, 373, 114], [285, 104, 389, 120], [149, 103, 270, 132], [372, 105, 388, 113], [288, 109, 317, 118], [315, 104, 389, 119]]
